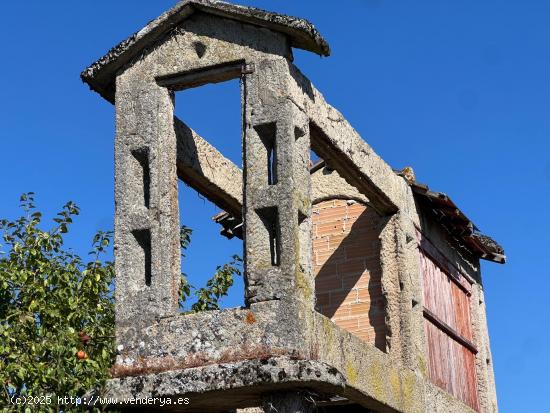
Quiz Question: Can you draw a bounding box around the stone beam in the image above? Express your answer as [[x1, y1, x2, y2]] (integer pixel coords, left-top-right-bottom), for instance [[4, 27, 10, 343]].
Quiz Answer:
[[174, 117, 243, 219], [288, 63, 408, 215], [174, 64, 409, 223]]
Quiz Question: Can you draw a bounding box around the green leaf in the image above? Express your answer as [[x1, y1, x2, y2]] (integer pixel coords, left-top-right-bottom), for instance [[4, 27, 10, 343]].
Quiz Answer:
[[0, 194, 244, 411]]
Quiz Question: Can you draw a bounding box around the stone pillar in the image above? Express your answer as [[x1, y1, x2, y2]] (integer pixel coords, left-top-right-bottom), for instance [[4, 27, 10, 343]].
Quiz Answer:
[[383, 184, 428, 377], [397, 210, 428, 375], [472, 282, 499, 413], [242, 58, 313, 307], [113, 74, 180, 343]]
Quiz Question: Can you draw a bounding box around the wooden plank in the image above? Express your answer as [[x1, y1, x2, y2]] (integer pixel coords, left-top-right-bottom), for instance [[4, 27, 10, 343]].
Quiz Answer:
[[417, 228, 472, 294], [421, 250, 457, 330], [421, 238, 480, 411], [451, 281, 473, 342], [424, 317, 480, 411], [423, 308, 477, 354]]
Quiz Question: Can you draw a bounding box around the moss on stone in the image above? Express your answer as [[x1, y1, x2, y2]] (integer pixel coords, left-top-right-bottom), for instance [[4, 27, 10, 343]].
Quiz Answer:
[[346, 360, 358, 385]]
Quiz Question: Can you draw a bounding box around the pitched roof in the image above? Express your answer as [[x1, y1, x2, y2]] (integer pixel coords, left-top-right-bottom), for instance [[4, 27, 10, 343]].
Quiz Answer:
[[81, 0, 330, 102], [408, 180, 506, 264]]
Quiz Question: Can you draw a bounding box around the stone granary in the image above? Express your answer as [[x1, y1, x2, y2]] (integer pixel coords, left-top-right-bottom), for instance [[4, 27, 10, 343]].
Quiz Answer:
[[81, 1, 505, 412]]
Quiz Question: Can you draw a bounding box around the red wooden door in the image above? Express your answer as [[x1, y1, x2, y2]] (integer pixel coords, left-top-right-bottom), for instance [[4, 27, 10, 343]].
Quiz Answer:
[[420, 244, 480, 411]]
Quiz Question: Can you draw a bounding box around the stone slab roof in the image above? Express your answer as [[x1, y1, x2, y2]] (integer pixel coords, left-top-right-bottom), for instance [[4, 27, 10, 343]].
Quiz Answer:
[[81, 0, 330, 102]]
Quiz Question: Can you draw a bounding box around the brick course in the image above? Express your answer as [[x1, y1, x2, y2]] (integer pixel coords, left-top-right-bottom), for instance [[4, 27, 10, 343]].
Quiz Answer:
[[312, 199, 387, 351]]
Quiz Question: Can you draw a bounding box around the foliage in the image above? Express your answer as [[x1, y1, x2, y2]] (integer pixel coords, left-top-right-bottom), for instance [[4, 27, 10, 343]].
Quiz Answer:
[[178, 225, 193, 308], [189, 254, 243, 312], [0, 194, 242, 412], [0, 193, 115, 412], [177, 225, 243, 312]]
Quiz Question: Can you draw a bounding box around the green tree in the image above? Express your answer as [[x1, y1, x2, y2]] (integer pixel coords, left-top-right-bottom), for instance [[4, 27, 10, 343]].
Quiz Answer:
[[0, 194, 115, 413], [178, 225, 243, 312], [0, 194, 241, 412]]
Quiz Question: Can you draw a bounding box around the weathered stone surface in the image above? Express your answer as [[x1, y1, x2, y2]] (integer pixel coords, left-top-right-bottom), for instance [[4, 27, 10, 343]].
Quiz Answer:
[[286, 63, 409, 216], [104, 357, 346, 412], [113, 300, 312, 374], [310, 311, 424, 413], [84, 1, 501, 412], [175, 117, 242, 218], [81, 0, 330, 102], [114, 72, 180, 332], [470, 284, 498, 413], [242, 57, 313, 307], [311, 163, 370, 205], [424, 382, 479, 413], [111, 9, 296, 336], [107, 307, 481, 413]]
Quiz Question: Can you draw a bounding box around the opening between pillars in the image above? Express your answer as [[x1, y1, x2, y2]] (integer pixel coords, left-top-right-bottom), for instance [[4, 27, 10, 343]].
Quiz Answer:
[[173, 79, 244, 310]]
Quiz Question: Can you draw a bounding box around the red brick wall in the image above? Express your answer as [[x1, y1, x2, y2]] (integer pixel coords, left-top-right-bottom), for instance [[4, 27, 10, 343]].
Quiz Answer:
[[312, 199, 387, 350]]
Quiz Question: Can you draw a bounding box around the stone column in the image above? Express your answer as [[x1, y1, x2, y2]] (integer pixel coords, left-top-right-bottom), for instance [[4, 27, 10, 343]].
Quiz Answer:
[[397, 210, 428, 375], [472, 282, 499, 413], [114, 74, 180, 343], [242, 58, 313, 308]]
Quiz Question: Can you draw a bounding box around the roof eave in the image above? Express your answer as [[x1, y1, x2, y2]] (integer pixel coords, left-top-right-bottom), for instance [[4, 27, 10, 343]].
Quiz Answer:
[[80, 0, 330, 103], [409, 181, 506, 264], [193, 0, 330, 55]]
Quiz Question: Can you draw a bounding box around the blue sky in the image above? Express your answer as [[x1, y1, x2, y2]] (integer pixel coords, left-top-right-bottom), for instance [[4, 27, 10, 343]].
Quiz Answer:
[[1, 1, 548, 411]]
